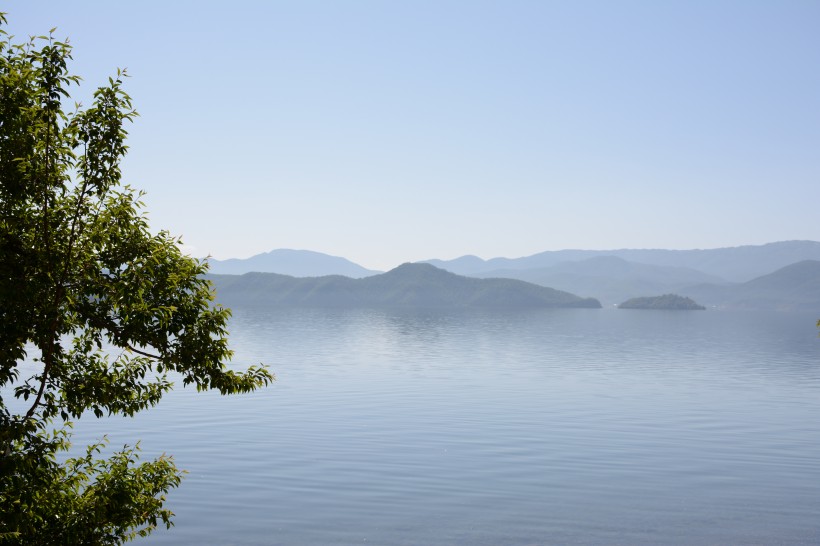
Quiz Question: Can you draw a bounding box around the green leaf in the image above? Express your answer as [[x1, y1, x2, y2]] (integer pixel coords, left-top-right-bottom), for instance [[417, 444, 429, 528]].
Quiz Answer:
[[0, 14, 272, 544]]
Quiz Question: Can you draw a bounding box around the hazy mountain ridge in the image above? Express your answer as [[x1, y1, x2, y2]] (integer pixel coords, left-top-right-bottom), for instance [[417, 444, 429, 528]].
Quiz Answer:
[[209, 263, 602, 309], [204, 241, 820, 284], [679, 260, 820, 310], [424, 241, 820, 282], [204, 243, 820, 310], [207, 249, 379, 278]]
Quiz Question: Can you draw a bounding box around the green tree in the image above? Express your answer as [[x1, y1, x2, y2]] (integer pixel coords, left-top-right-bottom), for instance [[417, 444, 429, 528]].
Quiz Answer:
[[0, 15, 272, 543]]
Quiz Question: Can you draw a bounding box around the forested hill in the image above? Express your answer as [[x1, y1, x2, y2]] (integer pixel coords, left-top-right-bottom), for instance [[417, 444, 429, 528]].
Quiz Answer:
[[209, 263, 602, 309]]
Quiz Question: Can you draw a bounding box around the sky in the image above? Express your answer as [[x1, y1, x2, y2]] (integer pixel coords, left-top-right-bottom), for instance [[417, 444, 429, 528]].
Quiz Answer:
[[4, 1, 820, 270]]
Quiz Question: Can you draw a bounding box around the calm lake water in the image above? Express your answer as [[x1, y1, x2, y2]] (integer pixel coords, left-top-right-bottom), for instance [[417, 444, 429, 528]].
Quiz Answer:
[[66, 308, 820, 545]]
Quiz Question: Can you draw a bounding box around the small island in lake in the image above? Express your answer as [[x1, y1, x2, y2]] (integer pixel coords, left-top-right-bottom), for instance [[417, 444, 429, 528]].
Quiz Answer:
[[618, 293, 706, 310]]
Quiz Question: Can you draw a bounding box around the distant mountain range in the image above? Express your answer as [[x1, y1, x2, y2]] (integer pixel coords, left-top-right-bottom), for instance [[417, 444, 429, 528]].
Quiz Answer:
[[209, 263, 602, 309], [424, 240, 820, 283], [207, 249, 379, 278], [204, 241, 820, 311]]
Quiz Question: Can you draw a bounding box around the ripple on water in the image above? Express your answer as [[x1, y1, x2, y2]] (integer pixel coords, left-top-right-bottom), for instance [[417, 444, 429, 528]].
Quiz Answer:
[[53, 308, 820, 545]]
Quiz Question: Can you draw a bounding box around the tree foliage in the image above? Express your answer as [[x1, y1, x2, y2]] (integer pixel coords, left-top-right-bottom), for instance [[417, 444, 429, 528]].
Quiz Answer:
[[0, 14, 272, 543]]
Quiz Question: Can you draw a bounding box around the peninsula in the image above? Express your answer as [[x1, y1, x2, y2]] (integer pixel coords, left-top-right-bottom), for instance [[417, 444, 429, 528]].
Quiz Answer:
[[209, 263, 602, 309]]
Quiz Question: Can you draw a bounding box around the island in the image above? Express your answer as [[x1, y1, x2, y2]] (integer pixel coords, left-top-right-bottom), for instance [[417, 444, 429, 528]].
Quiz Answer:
[[618, 294, 706, 310]]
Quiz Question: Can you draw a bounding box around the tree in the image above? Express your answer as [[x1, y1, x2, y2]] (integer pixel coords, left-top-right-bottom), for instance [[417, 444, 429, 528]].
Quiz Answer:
[[0, 15, 272, 543]]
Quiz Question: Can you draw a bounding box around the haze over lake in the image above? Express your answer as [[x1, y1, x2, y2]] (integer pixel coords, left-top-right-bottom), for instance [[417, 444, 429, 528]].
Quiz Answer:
[[65, 307, 820, 545]]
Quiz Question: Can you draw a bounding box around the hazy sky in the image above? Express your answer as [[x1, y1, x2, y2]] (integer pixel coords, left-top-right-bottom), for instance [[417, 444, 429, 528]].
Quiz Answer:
[[5, 1, 819, 270]]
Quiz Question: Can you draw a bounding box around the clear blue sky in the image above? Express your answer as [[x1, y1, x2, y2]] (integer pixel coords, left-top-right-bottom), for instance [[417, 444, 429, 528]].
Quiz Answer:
[[5, 1, 819, 270]]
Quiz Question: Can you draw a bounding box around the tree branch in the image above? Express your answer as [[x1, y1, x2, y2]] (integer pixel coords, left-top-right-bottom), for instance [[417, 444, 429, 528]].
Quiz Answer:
[[125, 344, 161, 360]]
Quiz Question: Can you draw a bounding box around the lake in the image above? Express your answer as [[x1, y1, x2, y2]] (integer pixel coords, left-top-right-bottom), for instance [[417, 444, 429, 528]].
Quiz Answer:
[[66, 308, 820, 545]]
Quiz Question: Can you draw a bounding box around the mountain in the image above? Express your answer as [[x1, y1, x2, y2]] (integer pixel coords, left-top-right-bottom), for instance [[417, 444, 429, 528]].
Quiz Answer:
[[209, 263, 602, 309], [424, 241, 820, 282], [679, 260, 820, 310], [473, 256, 725, 306], [206, 249, 379, 278]]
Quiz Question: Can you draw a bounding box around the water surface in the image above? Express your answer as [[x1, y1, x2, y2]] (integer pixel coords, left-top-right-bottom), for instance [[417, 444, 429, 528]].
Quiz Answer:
[[68, 308, 820, 545]]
